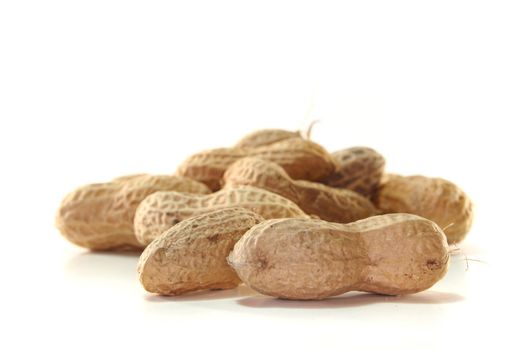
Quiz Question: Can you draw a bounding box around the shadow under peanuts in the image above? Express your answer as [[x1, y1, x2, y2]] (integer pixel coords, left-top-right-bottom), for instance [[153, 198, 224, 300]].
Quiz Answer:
[[236, 290, 464, 309], [144, 284, 258, 302]]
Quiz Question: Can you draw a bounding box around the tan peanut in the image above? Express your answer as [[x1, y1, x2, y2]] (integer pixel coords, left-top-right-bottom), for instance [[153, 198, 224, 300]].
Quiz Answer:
[[177, 138, 336, 191], [134, 185, 308, 245], [322, 147, 386, 198], [229, 214, 449, 300], [234, 128, 302, 148], [56, 174, 211, 250], [375, 175, 473, 244], [223, 157, 377, 223], [111, 173, 149, 182], [138, 207, 264, 295]]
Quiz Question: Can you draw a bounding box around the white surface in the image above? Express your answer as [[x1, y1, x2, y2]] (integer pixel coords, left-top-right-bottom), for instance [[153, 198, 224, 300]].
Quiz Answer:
[[1, 1, 524, 349]]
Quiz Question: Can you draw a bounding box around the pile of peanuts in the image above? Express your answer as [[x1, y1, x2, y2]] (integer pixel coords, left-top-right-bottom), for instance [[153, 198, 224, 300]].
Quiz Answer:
[[56, 128, 473, 300]]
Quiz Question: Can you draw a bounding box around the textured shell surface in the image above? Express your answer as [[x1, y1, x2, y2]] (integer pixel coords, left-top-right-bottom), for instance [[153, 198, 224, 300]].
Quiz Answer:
[[376, 175, 474, 243], [229, 213, 449, 300], [138, 207, 264, 295], [322, 147, 386, 198], [223, 157, 377, 223], [234, 129, 301, 148], [176, 148, 245, 190], [56, 174, 211, 250], [177, 138, 336, 191], [134, 185, 309, 245], [249, 138, 335, 181]]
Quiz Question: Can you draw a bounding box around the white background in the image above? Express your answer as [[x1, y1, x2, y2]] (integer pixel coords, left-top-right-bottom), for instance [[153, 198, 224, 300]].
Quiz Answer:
[[1, 1, 524, 349]]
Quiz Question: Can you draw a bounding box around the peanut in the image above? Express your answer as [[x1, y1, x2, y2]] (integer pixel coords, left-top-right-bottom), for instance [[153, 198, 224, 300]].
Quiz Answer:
[[177, 138, 336, 191], [134, 185, 308, 245], [234, 128, 302, 148], [223, 157, 377, 223], [322, 147, 385, 198], [56, 174, 211, 250], [375, 175, 473, 244], [228, 214, 449, 300], [138, 207, 264, 295], [111, 173, 149, 182]]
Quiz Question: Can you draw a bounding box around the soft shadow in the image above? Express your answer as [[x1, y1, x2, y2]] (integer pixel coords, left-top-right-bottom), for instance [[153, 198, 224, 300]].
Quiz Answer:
[[144, 284, 258, 302], [64, 251, 141, 283], [237, 290, 464, 309]]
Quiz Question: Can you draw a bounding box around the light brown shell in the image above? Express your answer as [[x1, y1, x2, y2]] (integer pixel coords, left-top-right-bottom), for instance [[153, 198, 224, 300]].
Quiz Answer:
[[134, 185, 309, 246], [138, 207, 264, 295], [56, 174, 211, 250], [228, 214, 449, 300], [234, 129, 302, 148], [322, 147, 385, 198], [177, 138, 336, 191], [223, 157, 377, 223], [375, 175, 474, 244]]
